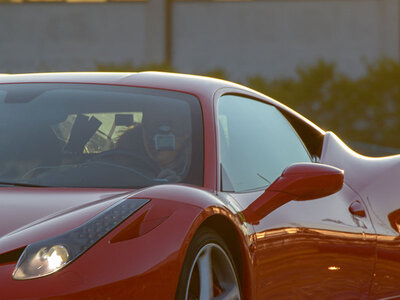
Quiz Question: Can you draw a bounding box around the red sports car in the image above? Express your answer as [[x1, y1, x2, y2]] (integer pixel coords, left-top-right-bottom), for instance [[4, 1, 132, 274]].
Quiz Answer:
[[0, 72, 399, 299]]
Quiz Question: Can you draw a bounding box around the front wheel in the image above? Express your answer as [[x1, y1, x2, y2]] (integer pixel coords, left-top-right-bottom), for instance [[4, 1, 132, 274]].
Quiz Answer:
[[175, 227, 241, 300]]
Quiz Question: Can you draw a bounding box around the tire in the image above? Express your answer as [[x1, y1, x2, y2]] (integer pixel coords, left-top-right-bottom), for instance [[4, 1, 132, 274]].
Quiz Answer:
[[175, 227, 242, 300]]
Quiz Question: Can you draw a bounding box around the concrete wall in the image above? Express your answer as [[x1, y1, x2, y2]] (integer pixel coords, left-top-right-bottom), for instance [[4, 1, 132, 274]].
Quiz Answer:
[[173, 0, 400, 80], [0, 3, 147, 73], [0, 0, 399, 80]]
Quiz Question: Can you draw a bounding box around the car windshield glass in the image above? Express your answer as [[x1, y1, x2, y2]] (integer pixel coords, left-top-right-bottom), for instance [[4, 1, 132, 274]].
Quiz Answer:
[[0, 83, 203, 188]]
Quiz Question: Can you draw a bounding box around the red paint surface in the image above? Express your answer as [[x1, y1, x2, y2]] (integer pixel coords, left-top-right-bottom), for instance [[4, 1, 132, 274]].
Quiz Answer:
[[0, 73, 400, 299]]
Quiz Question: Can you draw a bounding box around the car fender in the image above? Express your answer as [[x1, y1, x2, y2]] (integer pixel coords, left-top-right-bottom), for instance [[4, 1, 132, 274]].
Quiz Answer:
[[133, 184, 255, 299]]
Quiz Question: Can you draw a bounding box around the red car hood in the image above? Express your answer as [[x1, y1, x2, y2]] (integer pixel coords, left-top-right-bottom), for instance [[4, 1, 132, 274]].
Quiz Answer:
[[0, 187, 135, 254]]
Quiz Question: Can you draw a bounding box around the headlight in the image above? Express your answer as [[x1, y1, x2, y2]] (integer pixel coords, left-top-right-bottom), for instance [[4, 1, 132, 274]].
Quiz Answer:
[[13, 198, 149, 280]]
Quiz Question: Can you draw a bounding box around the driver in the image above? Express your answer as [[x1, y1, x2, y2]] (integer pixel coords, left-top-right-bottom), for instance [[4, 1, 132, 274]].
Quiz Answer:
[[116, 103, 191, 182]]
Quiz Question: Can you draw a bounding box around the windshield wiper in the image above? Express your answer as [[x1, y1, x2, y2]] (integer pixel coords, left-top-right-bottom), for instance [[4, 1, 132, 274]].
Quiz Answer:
[[0, 181, 48, 188]]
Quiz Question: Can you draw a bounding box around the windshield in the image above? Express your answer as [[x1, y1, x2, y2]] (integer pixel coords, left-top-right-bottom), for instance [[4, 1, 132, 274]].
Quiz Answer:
[[0, 83, 203, 188]]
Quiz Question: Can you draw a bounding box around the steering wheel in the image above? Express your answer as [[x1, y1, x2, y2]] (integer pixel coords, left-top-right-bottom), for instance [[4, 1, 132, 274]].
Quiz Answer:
[[89, 150, 160, 174]]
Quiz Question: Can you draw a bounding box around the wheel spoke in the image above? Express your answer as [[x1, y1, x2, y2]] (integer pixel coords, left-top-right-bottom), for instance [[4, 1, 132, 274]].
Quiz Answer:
[[185, 241, 241, 300], [197, 246, 213, 300], [215, 285, 241, 300]]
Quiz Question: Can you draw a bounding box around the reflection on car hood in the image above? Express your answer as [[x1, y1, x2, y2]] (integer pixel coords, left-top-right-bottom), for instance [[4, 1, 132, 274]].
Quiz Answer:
[[0, 188, 135, 254]]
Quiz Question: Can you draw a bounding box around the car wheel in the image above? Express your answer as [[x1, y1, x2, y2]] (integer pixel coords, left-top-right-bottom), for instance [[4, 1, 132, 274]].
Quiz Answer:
[[175, 227, 241, 300]]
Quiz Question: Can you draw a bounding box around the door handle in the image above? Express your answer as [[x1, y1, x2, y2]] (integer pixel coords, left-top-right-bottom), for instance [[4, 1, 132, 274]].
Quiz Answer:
[[349, 200, 366, 218]]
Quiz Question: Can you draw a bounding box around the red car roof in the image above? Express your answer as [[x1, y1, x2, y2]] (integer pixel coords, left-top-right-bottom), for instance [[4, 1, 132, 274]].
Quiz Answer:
[[0, 72, 253, 101]]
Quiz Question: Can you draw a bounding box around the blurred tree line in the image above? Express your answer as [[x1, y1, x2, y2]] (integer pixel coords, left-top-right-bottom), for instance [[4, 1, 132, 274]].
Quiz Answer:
[[247, 58, 400, 151], [97, 58, 400, 153]]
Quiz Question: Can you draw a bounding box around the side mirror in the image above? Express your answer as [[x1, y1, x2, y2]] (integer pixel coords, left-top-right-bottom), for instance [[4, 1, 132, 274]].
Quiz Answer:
[[241, 163, 344, 224]]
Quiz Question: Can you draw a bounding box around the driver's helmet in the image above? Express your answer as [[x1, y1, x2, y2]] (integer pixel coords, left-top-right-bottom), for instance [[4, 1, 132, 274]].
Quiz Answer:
[[141, 101, 192, 174]]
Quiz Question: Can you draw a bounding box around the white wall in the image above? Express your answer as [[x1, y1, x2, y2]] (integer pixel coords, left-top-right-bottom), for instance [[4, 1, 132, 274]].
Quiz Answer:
[[0, 0, 399, 80]]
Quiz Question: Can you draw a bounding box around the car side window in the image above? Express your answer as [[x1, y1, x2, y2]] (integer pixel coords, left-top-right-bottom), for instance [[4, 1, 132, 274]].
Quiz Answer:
[[218, 95, 311, 192]]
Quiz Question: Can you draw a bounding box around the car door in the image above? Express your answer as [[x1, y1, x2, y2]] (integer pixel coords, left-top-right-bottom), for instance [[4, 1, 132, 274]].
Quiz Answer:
[[358, 171, 400, 299], [217, 94, 376, 299]]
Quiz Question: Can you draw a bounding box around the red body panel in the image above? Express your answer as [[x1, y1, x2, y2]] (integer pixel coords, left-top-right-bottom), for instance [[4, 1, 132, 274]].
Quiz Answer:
[[320, 132, 400, 299], [0, 72, 399, 299], [1, 197, 200, 298], [0, 187, 251, 299], [0, 189, 132, 253]]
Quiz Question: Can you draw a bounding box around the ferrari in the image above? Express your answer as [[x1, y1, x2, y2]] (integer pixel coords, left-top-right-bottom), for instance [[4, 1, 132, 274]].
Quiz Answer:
[[0, 72, 399, 299]]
